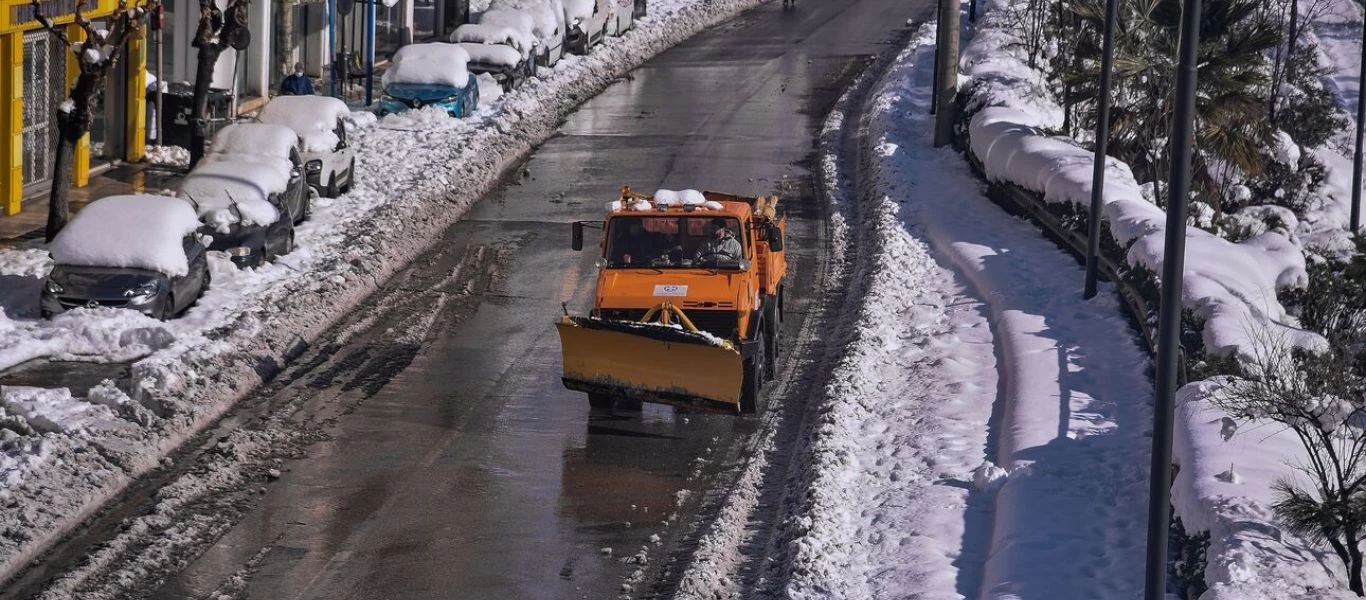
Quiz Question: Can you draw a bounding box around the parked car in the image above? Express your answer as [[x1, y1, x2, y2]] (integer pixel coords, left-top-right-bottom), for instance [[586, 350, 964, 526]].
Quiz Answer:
[[451, 24, 535, 91], [379, 43, 480, 118], [202, 123, 310, 223], [256, 95, 357, 198], [42, 194, 210, 320], [481, 0, 566, 68], [563, 0, 635, 54], [179, 157, 299, 269]]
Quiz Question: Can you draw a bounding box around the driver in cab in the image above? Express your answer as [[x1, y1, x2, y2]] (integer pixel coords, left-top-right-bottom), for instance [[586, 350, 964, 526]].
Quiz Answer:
[[694, 218, 742, 263]]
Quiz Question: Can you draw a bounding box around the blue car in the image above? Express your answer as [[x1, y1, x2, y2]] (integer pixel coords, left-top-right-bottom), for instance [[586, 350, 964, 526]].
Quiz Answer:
[[380, 74, 480, 118]]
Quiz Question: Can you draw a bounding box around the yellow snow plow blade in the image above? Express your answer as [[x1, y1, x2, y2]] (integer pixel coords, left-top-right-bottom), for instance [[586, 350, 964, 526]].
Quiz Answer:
[[557, 305, 744, 413]]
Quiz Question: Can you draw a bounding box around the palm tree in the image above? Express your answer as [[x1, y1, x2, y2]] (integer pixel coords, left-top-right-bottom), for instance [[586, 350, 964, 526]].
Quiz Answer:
[[1066, 0, 1279, 219]]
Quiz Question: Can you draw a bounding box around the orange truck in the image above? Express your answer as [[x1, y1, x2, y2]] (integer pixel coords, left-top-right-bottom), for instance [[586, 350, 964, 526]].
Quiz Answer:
[[556, 187, 788, 414]]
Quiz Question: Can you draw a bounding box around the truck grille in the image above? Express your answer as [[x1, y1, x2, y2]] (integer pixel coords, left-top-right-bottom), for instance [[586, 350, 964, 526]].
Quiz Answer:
[[599, 308, 740, 341]]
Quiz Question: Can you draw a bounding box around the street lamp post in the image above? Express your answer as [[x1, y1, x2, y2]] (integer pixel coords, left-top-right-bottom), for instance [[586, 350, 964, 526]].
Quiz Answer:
[[1352, 10, 1366, 232], [1144, 0, 1200, 597], [1083, 0, 1119, 300]]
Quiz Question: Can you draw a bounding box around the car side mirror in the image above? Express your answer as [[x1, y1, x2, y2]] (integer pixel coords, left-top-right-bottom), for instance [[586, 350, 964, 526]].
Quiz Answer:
[[572, 222, 584, 251], [766, 222, 783, 251]]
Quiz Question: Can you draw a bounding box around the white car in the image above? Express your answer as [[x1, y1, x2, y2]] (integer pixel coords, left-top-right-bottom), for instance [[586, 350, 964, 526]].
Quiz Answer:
[[257, 95, 357, 198], [563, 0, 636, 55], [478, 4, 562, 69]]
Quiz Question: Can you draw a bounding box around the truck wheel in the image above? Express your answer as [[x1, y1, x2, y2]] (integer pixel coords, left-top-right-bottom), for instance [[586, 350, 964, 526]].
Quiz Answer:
[[588, 393, 615, 409], [764, 314, 779, 381], [740, 346, 765, 415]]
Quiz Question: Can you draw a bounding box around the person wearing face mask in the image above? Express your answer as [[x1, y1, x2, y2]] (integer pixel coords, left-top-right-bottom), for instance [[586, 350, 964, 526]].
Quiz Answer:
[[280, 62, 315, 96]]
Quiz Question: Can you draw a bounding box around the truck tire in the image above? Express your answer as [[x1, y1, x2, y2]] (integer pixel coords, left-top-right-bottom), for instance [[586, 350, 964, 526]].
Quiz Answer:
[[588, 393, 615, 409], [740, 344, 765, 414]]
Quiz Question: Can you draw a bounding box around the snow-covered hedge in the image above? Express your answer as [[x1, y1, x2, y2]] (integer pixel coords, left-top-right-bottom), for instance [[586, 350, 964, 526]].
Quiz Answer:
[[959, 0, 1357, 597], [0, 0, 769, 582]]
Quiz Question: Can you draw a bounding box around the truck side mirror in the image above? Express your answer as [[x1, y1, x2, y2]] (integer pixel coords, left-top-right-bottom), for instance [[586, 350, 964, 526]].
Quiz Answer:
[[572, 221, 584, 251], [767, 222, 783, 251]]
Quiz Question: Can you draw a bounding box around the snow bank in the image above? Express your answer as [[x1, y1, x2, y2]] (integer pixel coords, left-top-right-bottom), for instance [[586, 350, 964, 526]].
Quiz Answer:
[[1172, 382, 1356, 600], [178, 160, 287, 230], [0, 0, 774, 586], [963, 20, 1315, 360], [382, 43, 471, 88], [48, 195, 201, 277], [256, 95, 351, 153], [458, 41, 523, 68]]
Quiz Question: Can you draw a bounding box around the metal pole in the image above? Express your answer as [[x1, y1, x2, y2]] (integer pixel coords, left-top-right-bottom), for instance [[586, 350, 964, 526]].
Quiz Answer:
[[932, 0, 960, 147], [931, 0, 941, 117], [1083, 0, 1118, 299], [155, 26, 163, 148], [328, 0, 337, 97], [1144, 0, 1199, 597], [365, 0, 375, 106], [1352, 12, 1366, 232]]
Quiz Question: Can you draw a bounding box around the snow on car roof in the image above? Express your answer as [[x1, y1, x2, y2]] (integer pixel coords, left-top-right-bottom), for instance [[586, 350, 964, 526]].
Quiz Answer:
[[451, 23, 521, 48], [457, 42, 523, 69], [257, 95, 351, 153], [178, 159, 288, 232], [563, 0, 595, 23], [48, 194, 202, 277], [476, 9, 539, 51], [208, 123, 299, 161], [498, 0, 565, 41], [383, 43, 471, 89]]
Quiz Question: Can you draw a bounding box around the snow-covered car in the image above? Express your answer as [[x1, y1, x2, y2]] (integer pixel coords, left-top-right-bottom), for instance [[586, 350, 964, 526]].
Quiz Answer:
[[179, 158, 298, 269], [202, 123, 310, 224], [41, 194, 211, 320], [480, 0, 566, 68], [379, 43, 480, 118], [256, 95, 357, 199], [563, 0, 636, 55], [451, 24, 535, 91]]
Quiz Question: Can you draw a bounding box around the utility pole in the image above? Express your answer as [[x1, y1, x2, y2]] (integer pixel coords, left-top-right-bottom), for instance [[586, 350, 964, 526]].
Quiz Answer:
[[1083, 0, 1118, 299], [932, 0, 959, 147], [931, 0, 940, 116], [328, 0, 337, 97], [153, 3, 164, 148], [365, 0, 376, 106], [1352, 10, 1366, 232], [1144, 0, 1199, 597]]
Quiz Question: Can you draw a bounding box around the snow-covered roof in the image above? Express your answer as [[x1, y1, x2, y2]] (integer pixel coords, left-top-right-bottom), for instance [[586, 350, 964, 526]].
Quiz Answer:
[[563, 0, 595, 23], [48, 195, 202, 277], [476, 9, 539, 51], [179, 159, 288, 232], [257, 95, 351, 153], [383, 43, 471, 89], [207, 123, 299, 162], [457, 42, 523, 68]]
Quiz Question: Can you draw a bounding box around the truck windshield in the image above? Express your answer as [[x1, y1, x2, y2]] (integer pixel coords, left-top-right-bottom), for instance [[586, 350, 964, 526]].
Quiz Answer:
[[605, 216, 745, 268]]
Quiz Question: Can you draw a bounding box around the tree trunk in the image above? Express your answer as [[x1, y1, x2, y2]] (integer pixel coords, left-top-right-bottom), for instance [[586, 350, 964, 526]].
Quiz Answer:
[[189, 45, 224, 168], [1348, 529, 1364, 596], [276, 0, 295, 80], [44, 74, 101, 242]]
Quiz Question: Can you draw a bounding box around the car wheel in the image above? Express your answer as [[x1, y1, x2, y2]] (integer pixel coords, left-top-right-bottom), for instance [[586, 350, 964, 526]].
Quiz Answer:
[[159, 295, 177, 321], [340, 158, 356, 194], [284, 231, 296, 256]]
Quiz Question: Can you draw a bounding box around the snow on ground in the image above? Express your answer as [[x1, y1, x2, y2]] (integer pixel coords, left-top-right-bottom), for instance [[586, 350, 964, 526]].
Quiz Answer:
[[0, 0, 772, 583], [783, 20, 1152, 600]]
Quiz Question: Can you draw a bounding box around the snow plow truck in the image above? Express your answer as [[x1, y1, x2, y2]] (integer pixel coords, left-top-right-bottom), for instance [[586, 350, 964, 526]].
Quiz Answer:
[[557, 187, 788, 414]]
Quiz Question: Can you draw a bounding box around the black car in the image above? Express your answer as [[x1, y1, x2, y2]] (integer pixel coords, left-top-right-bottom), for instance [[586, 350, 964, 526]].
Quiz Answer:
[[179, 160, 298, 269], [41, 195, 211, 320]]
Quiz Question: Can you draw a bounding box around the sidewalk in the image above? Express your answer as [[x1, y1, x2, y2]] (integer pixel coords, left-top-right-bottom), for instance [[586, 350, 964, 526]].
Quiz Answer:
[[0, 161, 185, 245]]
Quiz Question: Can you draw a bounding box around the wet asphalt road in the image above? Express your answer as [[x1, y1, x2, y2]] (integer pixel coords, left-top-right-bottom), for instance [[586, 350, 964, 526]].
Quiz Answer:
[[139, 2, 924, 598]]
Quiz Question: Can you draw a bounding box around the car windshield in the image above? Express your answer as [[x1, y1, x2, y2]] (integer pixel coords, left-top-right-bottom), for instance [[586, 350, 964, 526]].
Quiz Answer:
[[384, 82, 463, 101], [605, 216, 745, 269]]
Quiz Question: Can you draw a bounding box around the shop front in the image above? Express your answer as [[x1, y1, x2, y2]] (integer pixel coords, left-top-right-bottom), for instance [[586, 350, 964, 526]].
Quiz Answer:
[[1, 0, 146, 217]]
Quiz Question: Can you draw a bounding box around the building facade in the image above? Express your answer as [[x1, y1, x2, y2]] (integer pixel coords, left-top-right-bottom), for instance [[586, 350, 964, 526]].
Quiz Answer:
[[1, 0, 147, 216]]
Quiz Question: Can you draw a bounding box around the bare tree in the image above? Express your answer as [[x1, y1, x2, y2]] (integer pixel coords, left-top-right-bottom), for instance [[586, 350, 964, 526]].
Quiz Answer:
[[1213, 320, 1366, 595], [189, 0, 252, 168], [33, 0, 155, 241]]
